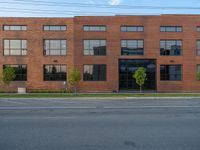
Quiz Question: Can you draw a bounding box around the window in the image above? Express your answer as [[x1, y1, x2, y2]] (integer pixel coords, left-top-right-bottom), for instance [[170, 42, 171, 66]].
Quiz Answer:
[[44, 65, 66, 81], [197, 65, 200, 80], [3, 65, 27, 81], [121, 26, 144, 32], [160, 65, 182, 81], [197, 40, 200, 55], [3, 25, 27, 31], [197, 26, 200, 32], [160, 40, 182, 56], [160, 26, 182, 32], [121, 40, 144, 55], [83, 25, 106, 32], [83, 65, 106, 81], [43, 25, 66, 31], [84, 40, 106, 55], [4, 40, 27, 56], [44, 40, 66, 55]]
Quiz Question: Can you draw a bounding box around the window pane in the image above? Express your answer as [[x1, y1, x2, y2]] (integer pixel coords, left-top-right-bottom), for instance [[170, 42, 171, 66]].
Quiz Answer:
[[44, 65, 67, 81], [83, 65, 106, 81], [138, 27, 144, 32], [197, 27, 200, 32], [4, 50, 9, 55], [61, 26, 66, 31], [177, 27, 182, 32], [3, 25, 27, 31], [121, 40, 144, 56], [22, 26, 27, 30], [4, 40, 9, 49], [3, 26, 10, 30], [197, 41, 200, 55], [160, 65, 182, 81], [10, 26, 22, 30], [83, 40, 106, 56], [160, 26, 182, 32], [127, 27, 136, 32], [44, 40, 66, 55], [160, 40, 182, 56], [22, 40, 27, 49], [121, 40, 126, 47], [49, 26, 61, 30], [4, 40, 27, 56], [121, 26, 126, 32], [138, 40, 144, 48], [3, 65, 27, 81], [10, 40, 21, 49], [83, 25, 106, 31], [160, 27, 165, 32]]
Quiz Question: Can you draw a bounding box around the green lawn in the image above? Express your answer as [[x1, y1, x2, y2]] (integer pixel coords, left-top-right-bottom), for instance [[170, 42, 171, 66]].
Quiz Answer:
[[0, 93, 200, 98]]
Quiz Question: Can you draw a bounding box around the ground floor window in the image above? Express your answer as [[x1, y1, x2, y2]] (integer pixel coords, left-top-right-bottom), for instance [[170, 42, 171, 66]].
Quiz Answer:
[[197, 65, 200, 80], [3, 64, 27, 81], [160, 65, 182, 81], [44, 65, 66, 81], [83, 64, 106, 81], [119, 59, 156, 90]]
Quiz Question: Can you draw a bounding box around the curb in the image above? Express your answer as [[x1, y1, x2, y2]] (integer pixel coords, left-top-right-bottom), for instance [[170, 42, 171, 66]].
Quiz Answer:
[[0, 97, 200, 100]]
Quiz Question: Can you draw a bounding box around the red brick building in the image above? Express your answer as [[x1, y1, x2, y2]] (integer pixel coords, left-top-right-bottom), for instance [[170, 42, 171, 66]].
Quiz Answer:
[[0, 15, 200, 92]]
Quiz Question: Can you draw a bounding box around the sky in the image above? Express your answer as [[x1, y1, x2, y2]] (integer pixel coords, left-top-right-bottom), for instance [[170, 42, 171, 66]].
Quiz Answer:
[[0, 0, 200, 17]]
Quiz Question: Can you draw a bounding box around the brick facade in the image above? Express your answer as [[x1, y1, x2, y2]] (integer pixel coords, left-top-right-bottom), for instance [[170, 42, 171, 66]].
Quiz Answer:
[[0, 15, 200, 92]]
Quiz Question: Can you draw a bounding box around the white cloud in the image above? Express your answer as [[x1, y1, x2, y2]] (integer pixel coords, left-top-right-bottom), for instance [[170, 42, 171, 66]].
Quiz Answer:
[[109, 0, 121, 5]]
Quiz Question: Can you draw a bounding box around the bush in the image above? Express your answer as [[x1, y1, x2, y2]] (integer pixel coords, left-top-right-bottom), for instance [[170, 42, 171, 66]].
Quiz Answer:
[[2, 67, 16, 85], [29, 89, 67, 93]]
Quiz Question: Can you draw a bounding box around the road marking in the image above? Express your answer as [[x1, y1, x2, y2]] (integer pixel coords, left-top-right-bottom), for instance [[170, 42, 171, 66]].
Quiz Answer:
[[0, 106, 97, 110], [0, 105, 200, 110], [0, 99, 26, 104], [1, 116, 75, 120]]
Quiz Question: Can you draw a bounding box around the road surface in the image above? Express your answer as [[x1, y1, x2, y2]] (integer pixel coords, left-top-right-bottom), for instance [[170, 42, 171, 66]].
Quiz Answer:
[[0, 98, 200, 150]]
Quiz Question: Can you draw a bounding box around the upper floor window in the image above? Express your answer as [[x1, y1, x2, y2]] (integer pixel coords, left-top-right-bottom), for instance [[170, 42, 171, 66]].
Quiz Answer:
[[84, 40, 106, 56], [44, 40, 66, 56], [3, 25, 27, 31], [83, 64, 106, 81], [160, 26, 182, 32], [83, 25, 106, 32], [197, 26, 200, 32], [160, 40, 182, 56], [160, 65, 182, 81], [121, 26, 144, 32], [121, 40, 144, 55], [43, 25, 66, 31], [3, 64, 27, 81], [197, 40, 200, 55], [43, 65, 67, 81], [4, 40, 27, 56]]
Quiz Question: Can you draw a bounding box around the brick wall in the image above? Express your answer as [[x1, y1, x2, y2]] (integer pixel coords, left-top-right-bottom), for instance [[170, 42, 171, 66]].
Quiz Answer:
[[0, 15, 200, 92]]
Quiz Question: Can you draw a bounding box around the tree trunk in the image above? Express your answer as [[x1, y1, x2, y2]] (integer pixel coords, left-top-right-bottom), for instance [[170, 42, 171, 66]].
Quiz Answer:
[[140, 85, 142, 94]]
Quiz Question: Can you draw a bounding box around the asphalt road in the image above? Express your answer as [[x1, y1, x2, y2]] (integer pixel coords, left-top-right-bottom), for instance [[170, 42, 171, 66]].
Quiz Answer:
[[0, 98, 200, 150]]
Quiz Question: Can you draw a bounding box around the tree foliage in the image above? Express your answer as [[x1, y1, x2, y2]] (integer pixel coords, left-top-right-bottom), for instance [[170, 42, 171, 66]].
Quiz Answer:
[[133, 67, 147, 93], [1, 67, 16, 86], [68, 68, 81, 93]]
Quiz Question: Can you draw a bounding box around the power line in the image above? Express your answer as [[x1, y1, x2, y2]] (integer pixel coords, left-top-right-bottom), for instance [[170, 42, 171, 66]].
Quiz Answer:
[[0, 7, 115, 15], [5, 0, 200, 10]]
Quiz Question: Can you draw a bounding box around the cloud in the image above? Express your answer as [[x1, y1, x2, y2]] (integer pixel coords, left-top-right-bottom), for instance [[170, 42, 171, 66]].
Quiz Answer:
[[109, 0, 121, 5]]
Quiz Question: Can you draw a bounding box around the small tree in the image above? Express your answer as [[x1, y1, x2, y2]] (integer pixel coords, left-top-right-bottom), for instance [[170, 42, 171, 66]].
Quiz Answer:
[[0, 67, 16, 86], [68, 68, 81, 93], [197, 71, 200, 81], [133, 67, 147, 93]]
